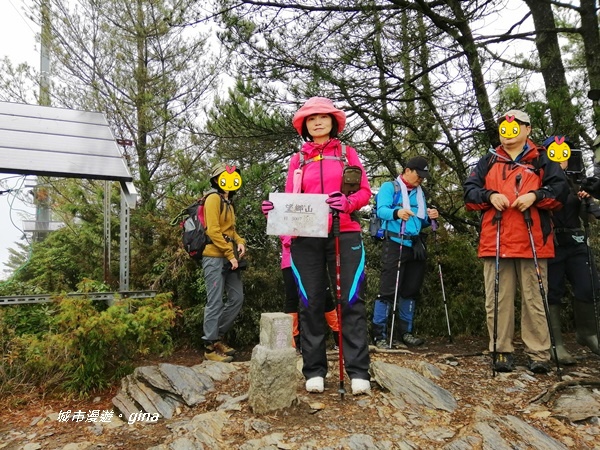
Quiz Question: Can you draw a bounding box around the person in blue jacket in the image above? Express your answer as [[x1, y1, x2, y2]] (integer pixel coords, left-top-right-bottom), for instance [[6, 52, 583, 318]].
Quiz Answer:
[[372, 156, 439, 348]]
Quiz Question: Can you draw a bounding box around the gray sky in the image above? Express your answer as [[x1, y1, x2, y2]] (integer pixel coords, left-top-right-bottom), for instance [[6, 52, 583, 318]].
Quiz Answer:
[[1, 0, 37, 278]]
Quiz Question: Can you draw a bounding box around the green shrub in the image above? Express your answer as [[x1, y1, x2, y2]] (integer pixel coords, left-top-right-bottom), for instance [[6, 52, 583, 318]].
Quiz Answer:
[[419, 230, 486, 337], [1, 293, 177, 397]]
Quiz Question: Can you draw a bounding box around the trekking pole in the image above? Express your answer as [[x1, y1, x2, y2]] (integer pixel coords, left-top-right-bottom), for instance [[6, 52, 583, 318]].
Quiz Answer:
[[492, 209, 502, 377], [389, 221, 406, 349], [431, 219, 452, 343], [581, 197, 600, 351], [332, 210, 345, 400], [523, 208, 562, 380]]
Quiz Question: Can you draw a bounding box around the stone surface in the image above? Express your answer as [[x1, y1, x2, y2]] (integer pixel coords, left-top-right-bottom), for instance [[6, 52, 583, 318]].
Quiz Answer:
[[157, 363, 214, 406], [371, 360, 458, 412], [192, 360, 237, 382], [126, 375, 181, 419], [441, 406, 569, 450], [552, 386, 600, 422], [111, 389, 140, 420], [247, 313, 298, 414], [134, 366, 173, 392], [247, 344, 298, 414], [111, 361, 237, 422], [258, 312, 292, 350]]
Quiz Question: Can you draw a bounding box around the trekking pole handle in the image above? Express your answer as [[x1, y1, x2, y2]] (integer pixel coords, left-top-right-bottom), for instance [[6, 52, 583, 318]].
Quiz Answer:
[[523, 208, 532, 225], [332, 210, 340, 237], [400, 219, 406, 237], [431, 218, 438, 231]]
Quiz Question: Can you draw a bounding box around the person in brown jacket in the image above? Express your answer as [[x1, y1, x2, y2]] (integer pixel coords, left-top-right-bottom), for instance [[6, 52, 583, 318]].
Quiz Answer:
[[202, 162, 247, 362]]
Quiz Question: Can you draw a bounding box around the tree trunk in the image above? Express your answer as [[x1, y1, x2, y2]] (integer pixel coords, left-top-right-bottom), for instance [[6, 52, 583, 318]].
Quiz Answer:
[[524, 0, 581, 141], [579, 0, 600, 143]]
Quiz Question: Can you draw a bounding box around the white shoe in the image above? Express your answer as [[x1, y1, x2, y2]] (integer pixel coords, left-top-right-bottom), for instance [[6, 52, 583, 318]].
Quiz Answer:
[[305, 376, 324, 393], [351, 378, 371, 395]]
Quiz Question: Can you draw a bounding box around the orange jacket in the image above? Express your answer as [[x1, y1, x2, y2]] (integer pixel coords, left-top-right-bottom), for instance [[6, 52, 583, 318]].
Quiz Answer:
[[464, 142, 568, 258]]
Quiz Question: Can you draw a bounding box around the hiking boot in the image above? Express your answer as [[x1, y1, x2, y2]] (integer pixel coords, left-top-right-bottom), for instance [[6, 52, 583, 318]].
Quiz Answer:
[[374, 339, 390, 349], [549, 304, 576, 365], [305, 376, 324, 393], [493, 352, 514, 372], [574, 301, 600, 355], [528, 359, 551, 374], [204, 350, 233, 363], [213, 341, 236, 356], [351, 378, 371, 396], [391, 340, 405, 349], [402, 332, 424, 347]]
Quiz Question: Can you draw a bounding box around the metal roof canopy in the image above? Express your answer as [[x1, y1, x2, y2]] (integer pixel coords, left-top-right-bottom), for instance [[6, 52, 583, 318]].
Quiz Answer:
[[0, 101, 137, 292]]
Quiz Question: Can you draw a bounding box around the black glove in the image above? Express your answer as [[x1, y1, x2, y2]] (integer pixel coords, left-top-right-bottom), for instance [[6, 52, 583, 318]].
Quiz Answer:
[[587, 200, 600, 219], [580, 177, 600, 198], [411, 234, 427, 261]]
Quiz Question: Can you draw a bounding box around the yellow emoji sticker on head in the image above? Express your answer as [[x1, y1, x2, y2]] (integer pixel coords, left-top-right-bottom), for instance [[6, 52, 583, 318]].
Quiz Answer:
[[547, 136, 571, 163], [499, 115, 521, 138], [217, 165, 242, 191]]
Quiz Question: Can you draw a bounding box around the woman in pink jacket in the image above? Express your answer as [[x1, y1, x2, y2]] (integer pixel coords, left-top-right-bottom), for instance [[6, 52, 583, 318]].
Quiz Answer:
[[281, 235, 340, 351], [263, 97, 372, 395]]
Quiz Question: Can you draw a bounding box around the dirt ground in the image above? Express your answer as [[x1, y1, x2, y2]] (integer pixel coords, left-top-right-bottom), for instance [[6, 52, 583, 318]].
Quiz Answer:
[[1, 334, 600, 449]]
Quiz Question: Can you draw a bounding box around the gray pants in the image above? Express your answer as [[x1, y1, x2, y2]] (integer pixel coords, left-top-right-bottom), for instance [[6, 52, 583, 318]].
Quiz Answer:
[[201, 256, 244, 342]]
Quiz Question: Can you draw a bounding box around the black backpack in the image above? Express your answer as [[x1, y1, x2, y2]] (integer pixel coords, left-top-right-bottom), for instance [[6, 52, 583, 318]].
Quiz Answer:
[[173, 192, 223, 261]]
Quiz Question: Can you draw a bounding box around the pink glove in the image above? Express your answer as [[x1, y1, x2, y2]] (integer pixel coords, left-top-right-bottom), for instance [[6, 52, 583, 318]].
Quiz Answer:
[[326, 191, 350, 213], [261, 200, 274, 217]]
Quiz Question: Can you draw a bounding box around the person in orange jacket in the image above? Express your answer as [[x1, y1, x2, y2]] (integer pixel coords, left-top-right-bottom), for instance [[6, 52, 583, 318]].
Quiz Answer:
[[464, 109, 569, 374]]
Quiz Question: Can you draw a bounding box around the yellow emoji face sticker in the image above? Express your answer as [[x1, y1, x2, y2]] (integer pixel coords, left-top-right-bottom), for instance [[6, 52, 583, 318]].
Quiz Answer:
[[499, 115, 521, 138], [547, 136, 571, 163], [217, 165, 242, 191]]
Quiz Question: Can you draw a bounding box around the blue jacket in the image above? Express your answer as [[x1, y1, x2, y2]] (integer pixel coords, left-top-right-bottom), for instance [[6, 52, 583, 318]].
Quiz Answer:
[[376, 178, 430, 246]]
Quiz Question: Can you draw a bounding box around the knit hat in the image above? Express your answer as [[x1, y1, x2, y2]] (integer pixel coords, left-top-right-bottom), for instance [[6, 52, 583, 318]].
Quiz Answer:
[[502, 109, 530, 124], [406, 156, 430, 178], [292, 97, 347, 135]]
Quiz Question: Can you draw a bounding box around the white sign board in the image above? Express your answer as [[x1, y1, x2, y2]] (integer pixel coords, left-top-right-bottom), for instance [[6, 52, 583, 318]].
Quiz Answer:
[[266, 193, 329, 238]]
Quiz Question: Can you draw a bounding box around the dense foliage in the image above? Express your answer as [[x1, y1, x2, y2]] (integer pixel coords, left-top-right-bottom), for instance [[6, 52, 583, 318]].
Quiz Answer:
[[0, 290, 176, 397]]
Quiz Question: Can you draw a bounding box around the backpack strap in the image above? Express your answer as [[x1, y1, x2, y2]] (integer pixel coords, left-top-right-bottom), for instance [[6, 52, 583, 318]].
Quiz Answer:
[[202, 192, 228, 244], [391, 179, 402, 205], [378, 180, 404, 238], [299, 143, 347, 167]]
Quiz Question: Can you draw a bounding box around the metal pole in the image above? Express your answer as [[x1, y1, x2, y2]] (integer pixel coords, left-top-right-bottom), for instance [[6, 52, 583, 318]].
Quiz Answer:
[[523, 209, 562, 380], [104, 180, 111, 285], [389, 221, 406, 349], [432, 219, 452, 342], [332, 210, 345, 400]]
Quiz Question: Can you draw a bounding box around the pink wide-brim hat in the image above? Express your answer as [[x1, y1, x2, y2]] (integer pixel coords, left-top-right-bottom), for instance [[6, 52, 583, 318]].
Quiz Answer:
[[292, 97, 347, 135]]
